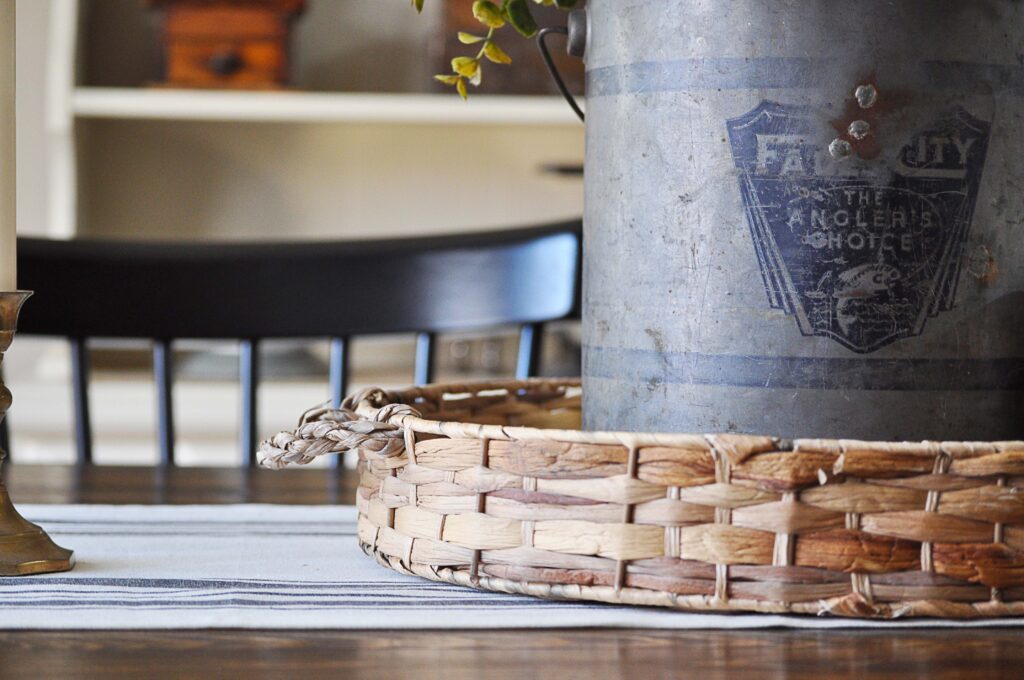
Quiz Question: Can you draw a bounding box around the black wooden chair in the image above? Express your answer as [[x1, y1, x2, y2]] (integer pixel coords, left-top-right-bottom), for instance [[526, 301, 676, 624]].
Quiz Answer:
[[3, 220, 582, 467]]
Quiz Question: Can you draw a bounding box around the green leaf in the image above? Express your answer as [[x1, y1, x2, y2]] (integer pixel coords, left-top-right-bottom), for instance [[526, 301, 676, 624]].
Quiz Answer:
[[451, 56, 480, 78], [416, 0, 578, 98], [503, 0, 538, 37], [472, 0, 505, 28], [483, 41, 512, 65]]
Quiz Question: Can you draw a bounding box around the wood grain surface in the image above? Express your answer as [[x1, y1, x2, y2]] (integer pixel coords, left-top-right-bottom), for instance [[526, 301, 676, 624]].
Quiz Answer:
[[2, 464, 1021, 680]]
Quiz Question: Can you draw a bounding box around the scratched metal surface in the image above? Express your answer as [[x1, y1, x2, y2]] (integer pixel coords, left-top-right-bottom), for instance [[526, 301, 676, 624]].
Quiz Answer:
[[581, 0, 1024, 439]]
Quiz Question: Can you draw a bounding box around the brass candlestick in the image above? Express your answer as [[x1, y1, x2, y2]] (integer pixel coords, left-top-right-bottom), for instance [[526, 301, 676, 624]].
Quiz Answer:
[[0, 291, 73, 575]]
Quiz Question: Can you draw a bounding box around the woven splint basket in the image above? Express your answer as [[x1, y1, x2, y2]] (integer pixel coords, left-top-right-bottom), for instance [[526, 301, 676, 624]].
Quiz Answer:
[[259, 378, 1024, 619]]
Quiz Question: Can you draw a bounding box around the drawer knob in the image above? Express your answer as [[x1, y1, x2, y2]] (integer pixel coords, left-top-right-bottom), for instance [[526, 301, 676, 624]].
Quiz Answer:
[[208, 50, 244, 76]]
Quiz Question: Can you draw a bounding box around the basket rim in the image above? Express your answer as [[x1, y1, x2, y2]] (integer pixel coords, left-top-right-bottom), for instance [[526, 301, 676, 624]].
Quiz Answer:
[[338, 377, 1024, 620], [349, 377, 1024, 453]]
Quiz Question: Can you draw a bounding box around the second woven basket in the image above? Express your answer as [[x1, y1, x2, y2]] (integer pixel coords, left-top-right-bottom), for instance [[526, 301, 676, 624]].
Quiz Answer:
[[260, 378, 1024, 619]]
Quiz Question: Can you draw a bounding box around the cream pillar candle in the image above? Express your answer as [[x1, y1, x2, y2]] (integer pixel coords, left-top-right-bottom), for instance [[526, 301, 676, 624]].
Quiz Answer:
[[0, 0, 14, 291]]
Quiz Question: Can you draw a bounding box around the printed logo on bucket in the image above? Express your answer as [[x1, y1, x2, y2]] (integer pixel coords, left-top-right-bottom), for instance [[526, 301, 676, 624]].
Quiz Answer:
[[726, 102, 990, 354]]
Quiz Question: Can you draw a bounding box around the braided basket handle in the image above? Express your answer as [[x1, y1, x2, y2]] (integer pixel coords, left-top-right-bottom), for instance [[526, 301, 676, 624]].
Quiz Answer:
[[257, 388, 420, 469]]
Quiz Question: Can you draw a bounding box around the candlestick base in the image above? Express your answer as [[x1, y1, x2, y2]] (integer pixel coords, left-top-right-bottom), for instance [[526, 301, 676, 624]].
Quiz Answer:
[[0, 292, 74, 576]]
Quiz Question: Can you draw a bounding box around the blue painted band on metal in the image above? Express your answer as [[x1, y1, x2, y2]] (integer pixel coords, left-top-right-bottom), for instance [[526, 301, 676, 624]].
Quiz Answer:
[[586, 59, 1024, 98], [583, 345, 1024, 391]]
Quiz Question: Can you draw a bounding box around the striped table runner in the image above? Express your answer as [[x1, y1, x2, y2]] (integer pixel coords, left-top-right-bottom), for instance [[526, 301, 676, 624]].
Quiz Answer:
[[1, 504, 1020, 630]]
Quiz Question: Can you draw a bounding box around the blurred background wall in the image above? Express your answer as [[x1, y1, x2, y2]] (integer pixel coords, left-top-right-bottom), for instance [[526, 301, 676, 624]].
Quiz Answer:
[[21, 0, 584, 240]]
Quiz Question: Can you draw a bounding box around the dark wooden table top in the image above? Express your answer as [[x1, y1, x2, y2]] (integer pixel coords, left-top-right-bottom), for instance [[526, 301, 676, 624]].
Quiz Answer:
[[2, 464, 1021, 680]]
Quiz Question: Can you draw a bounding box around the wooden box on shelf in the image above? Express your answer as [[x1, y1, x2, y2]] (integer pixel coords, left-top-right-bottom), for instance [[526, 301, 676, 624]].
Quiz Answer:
[[148, 0, 306, 89]]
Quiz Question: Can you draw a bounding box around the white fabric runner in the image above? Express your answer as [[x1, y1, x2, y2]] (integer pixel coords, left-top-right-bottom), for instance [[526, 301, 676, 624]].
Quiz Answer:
[[3, 504, 1021, 630]]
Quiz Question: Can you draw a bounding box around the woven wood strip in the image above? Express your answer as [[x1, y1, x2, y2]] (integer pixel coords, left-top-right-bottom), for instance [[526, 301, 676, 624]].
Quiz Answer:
[[261, 378, 1024, 619]]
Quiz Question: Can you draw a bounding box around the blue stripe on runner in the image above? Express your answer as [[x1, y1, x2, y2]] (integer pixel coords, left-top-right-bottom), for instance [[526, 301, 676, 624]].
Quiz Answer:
[[37, 531, 356, 537], [29, 519, 354, 530], [0, 578, 472, 589], [0, 578, 463, 589], [0, 599, 588, 609]]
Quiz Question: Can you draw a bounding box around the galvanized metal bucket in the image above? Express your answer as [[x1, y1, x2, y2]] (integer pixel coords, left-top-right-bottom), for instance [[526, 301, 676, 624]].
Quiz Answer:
[[562, 0, 1024, 440]]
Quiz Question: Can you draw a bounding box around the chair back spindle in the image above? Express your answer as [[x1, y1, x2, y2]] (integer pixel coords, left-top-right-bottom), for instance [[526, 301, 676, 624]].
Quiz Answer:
[[70, 338, 93, 465], [239, 339, 260, 467], [414, 332, 437, 386], [516, 323, 544, 380], [328, 337, 350, 410], [153, 339, 175, 466]]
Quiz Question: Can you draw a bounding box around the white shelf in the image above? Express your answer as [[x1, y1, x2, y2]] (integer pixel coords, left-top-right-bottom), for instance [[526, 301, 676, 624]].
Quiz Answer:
[[71, 87, 582, 126]]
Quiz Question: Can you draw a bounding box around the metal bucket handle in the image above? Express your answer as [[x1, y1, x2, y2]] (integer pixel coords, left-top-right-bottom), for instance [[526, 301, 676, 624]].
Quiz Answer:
[[537, 9, 587, 123]]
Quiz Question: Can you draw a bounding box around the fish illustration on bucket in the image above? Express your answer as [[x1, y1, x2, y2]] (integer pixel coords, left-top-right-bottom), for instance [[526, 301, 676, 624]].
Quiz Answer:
[[727, 102, 990, 354]]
